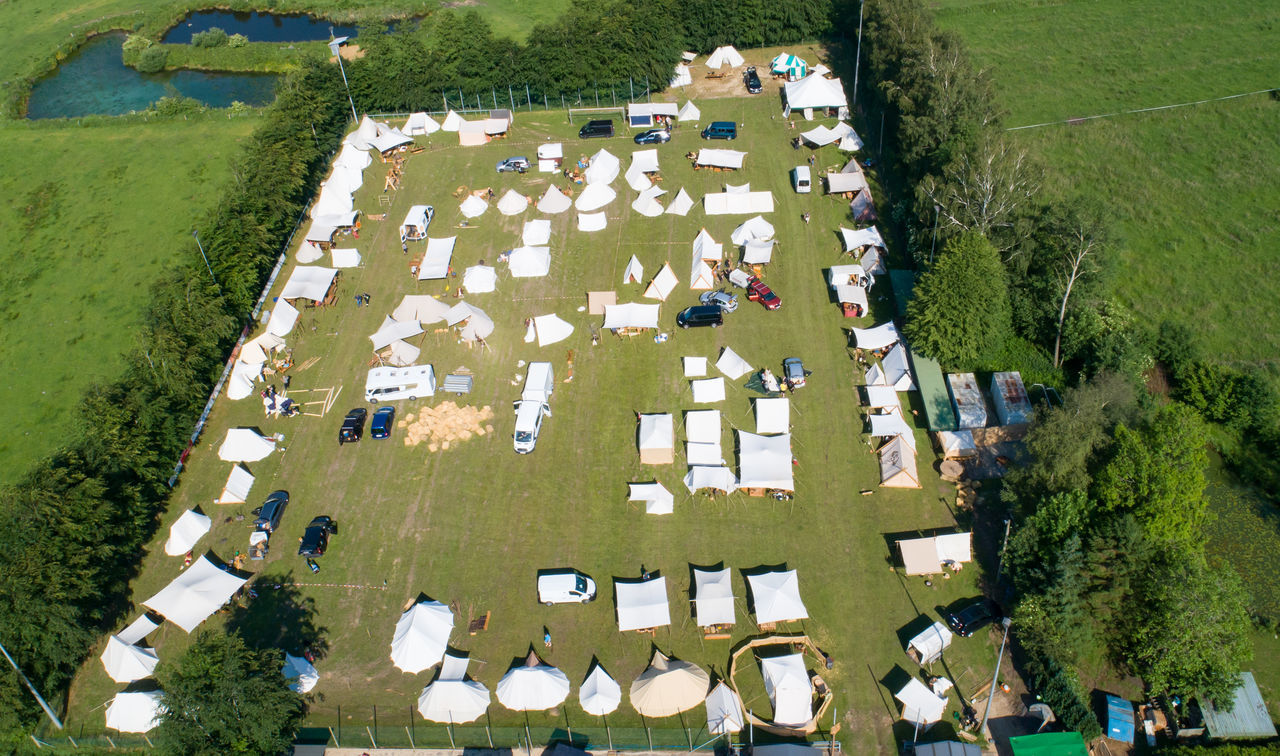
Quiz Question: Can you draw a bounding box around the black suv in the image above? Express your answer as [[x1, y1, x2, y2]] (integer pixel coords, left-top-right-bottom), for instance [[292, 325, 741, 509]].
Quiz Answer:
[[338, 408, 367, 445], [944, 599, 999, 637], [578, 119, 614, 139], [743, 66, 763, 94], [676, 305, 724, 329], [298, 516, 337, 557], [252, 490, 289, 533]]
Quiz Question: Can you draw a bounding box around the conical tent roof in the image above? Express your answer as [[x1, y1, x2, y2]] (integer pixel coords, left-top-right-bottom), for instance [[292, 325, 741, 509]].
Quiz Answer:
[[579, 663, 622, 715], [537, 185, 573, 214], [622, 255, 645, 284], [497, 189, 530, 216], [575, 183, 616, 212], [666, 188, 694, 216], [706, 681, 745, 734], [284, 653, 319, 693], [584, 149, 620, 185], [629, 650, 710, 717], [418, 654, 490, 723], [100, 636, 159, 683], [164, 509, 212, 556], [390, 600, 454, 674], [459, 194, 488, 218], [217, 428, 275, 462], [496, 652, 571, 711], [105, 690, 163, 733]]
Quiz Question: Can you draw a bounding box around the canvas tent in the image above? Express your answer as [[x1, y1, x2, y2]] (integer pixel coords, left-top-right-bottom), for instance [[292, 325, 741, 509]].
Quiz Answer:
[[683, 356, 708, 377], [459, 194, 488, 218], [852, 322, 900, 350], [666, 188, 695, 216], [533, 313, 574, 346], [732, 215, 776, 245], [840, 226, 886, 253], [706, 682, 745, 734], [415, 236, 456, 280], [705, 46, 745, 69], [537, 142, 563, 173], [693, 567, 736, 627], [334, 142, 372, 170], [827, 171, 868, 195], [418, 654, 491, 723], [747, 569, 808, 624], [217, 428, 275, 462], [627, 102, 679, 128], [896, 678, 947, 725], [394, 295, 453, 324], [603, 303, 660, 330], [879, 435, 920, 488], [615, 577, 671, 631], [771, 52, 809, 79], [632, 185, 666, 217], [522, 219, 552, 246], [630, 650, 710, 717], [496, 189, 530, 216], [626, 149, 662, 190], [575, 183, 617, 212], [761, 654, 813, 727], [580, 664, 622, 716], [370, 316, 424, 351], [445, 302, 495, 341], [508, 246, 551, 278], [629, 482, 675, 515], [623, 255, 644, 284], [670, 64, 692, 87], [280, 266, 338, 302], [117, 614, 160, 646], [743, 240, 775, 264], [869, 411, 916, 450], [100, 636, 159, 683], [440, 110, 464, 131], [216, 464, 255, 505], [755, 397, 790, 434], [284, 653, 319, 694], [678, 101, 701, 121], [105, 691, 163, 733], [705, 191, 775, 215], [404, 112, 440, 135], [143, 555, 247, 632], [585, 148, 621, 185], [638, 414, 675, 464], [937, 430, 977, 459], [370, 127, 413, 154], [391, 600, 454, 674], [866, 343, 916, 391], [783, 74, 848, 114], [497, 652, 571, 711], [737, 432, 794, 491], [578, 212, 608, 232], [866, 384, 902, 412], [696, 149, 747, 170], [164, 509, 212, 556], [716, 347, 754, 379], [907, 622, 954, 665], [266, 299, 299, 337], [537, 186, 573, 214], [897, 533, 973, 575], [684, 466, 738, 493], [462, 265, 497, 294], [295, 241, 324, 263], [692, 377, 726, 403], [685, 410, 722, 445]]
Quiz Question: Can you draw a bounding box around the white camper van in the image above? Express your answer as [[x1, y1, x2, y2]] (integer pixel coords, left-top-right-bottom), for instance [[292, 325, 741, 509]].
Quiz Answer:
[[791, 165, 812, 193], [513, 362, 555, 453], [365, 365, 436, 403]]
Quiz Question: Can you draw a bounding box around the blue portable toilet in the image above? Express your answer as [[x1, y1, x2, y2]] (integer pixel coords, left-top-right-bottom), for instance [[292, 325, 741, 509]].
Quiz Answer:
[[1105, 694, 1136, 743]]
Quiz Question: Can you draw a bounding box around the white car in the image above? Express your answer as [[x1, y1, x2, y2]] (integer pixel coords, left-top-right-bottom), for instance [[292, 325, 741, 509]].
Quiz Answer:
[[513, 399, 551, 454], [537, 571, 597, 605]]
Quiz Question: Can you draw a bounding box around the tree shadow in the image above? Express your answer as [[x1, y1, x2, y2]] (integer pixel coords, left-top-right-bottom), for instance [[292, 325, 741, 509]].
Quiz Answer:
[[226, 571, 329, 659]]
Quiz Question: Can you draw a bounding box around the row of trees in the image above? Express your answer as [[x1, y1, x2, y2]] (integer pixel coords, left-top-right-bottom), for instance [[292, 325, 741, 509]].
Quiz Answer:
[[0, 61, 348, 744]]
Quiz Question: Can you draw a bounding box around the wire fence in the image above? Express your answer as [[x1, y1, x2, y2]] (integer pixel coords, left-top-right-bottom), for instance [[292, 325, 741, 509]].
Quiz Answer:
[[367, 76, 657, 122]]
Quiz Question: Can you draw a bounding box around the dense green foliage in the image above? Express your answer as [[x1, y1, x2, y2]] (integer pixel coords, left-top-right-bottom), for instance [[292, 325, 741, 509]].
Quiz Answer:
[[190, 27, 229, 48], [135, 45, 169, 73], [903, 231, 1010, 367], [1158, 744, 1280, 756], [156, 631, 305, 755]]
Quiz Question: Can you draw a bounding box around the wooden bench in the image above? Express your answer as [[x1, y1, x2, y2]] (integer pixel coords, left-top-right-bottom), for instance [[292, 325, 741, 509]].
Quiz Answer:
[[468, 611, 490, 635]]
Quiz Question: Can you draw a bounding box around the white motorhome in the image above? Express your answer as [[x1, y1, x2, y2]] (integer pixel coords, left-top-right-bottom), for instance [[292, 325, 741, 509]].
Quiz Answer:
[[513, 399, 551, 453], [365, 365, 436, 403], [521, 362, 555, 403]]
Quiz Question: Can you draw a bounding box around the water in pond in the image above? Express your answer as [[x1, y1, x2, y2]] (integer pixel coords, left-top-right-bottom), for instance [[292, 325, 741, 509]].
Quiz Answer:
[[27, 34, 278, 119], [162, 10, 357, 44]]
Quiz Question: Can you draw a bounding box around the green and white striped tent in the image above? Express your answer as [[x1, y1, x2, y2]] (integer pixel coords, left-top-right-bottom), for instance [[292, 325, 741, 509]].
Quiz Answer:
[[771, 53, 808, 80]]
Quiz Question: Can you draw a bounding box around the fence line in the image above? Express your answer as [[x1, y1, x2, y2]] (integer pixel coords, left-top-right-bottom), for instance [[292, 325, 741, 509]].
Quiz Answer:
[[362, 76, 656, 122], [1005, 86, 1276, 131]]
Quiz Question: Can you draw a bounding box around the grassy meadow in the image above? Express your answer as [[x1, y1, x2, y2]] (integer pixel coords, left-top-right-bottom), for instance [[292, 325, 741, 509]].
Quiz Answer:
[[62, 91, 1000, 754]]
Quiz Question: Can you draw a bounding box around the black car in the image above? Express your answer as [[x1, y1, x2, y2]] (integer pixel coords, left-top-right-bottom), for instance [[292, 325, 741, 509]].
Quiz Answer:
[[782, 357, 808, 389], [578, 119, 614, 139], [298, 516, 337, 557], [633, 128, 671, 145], [370, 406, 395, 440], [338, 408, 367, 445], [945, 599, 999, 637], [743, 66, 763, 94], [252, 490, 289, 533], [676, 305, 724, 329]]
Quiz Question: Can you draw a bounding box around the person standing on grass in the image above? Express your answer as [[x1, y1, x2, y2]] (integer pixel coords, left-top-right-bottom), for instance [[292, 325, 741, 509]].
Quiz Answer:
[[543, 628, 552, 649]]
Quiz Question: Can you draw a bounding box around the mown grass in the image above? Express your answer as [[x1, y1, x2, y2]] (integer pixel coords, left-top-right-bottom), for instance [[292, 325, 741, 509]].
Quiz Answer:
[[0, 115, 259, 471], [63, 90, 998, 754]]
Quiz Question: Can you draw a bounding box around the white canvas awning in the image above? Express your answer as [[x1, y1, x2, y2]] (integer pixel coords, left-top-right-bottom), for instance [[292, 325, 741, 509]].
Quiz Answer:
[[284, 653, 319, 693], [800, 125, 843, 147], [334, 142, 372, 170], [685, 409, 721, 444], [678, 101, 701, 121], [537, 185, 573, 214], [370, 316, 424, 351], [898, 533, 973, 574], [463, 265, 497, 294], [866, 384, 902, 410], [683, 465, 737, 493], [692, 377, 726, 403], [852, 321, 900, 350], [143, 555, 247, 633], [445, 302, 495, 341], [629, 481, 675, 514], [706, 45, 744, 68], [227, 359, 262, 400], [391, 600, 454, 674], [616, 577, 671, 631], [737, 431, 794, 491], [280, 266, 338, 301], [459, 194, 488, 218], [731, 215, 776, 245], [100, 636, 159, 683], [638, 413, 675, 464], [105, 690, 163, 733], [585, 148, 621, 185], [840, 225, 885, 251], [827, 171, 869, 194], [783, 74, 848, 111], [896, 678, 948, 724], [216, 464, 255, 504], [575, 183, 617, 212], [522, 219, 551, 246], [266, 299, 299, 337], [761, 653, 813, 727], [666, 188, 694, 216], [217, 428, 276, 462], [704, 191, 775, 215], [311, 185, 353, 219], [497, 653, 571, 711], [578, 211, 608, 232], [869, 411, 916, 450], [644, 263, 679, 301], [508, 246, 551, 278], [534, 313, 574, 346], [747, 569, 808, 623], [879, 435, 920, 488], [164, 509, 212, 556], [496, 189, 530, 216], [706, 682, 745, 734], [683, 356, 708, 377], [370, 127, 413, 153], [628, 102, 680, 119], [632, 185, 666, 217], [623, 255, 645, 284], [755, 397, 790, 434], [394, 295, 453, 324], [716, 347, 753, 379], [580, 664, 622, 716], [404, 112, 440, 135], [696, 149, 747, 169], [603, 303, 660, 330], [693, 568, 736, 627], [908, 622, 954, 665], [418, 236, 456, 280]]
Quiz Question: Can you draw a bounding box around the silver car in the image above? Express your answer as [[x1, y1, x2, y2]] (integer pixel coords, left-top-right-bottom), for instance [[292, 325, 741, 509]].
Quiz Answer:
[[699, 289, 739, 312]]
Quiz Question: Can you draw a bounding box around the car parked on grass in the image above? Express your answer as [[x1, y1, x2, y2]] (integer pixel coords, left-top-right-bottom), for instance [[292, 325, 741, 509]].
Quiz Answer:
[[676, 304, 724, 329], [782, 357, 808, 389], [513, 399, 551, 454], [537, 569, 598, 605], [944, 599, 999, 637], [633, 128, 671, 145], [743, 66, 763, 94], [699, 289, 739, 313], [701, 121, 737, 140], [298, 516, 337, 557], [370, 406, 395, 440], [338, 408, 367, 445], [578, 119, 614, 139], [746, 277, 782, 310], [495, 156, 530, 173], [252, 490, 289, 534]]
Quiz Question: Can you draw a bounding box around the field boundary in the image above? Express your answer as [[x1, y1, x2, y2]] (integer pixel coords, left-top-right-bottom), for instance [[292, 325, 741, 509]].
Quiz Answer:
[[1006, 87, 1276, 131]]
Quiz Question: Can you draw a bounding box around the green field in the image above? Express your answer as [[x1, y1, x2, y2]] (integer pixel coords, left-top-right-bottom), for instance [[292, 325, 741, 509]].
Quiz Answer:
[[63, 92, 1000, 753], [0, 116, 259, 470]]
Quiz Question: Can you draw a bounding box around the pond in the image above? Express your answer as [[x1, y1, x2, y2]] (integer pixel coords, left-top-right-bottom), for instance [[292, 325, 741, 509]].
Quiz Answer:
[[162, 10, 357, 44], [27, 34, 279, 119]]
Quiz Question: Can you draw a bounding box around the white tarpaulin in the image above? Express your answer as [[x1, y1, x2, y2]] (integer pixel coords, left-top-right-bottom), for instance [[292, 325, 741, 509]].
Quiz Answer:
[[869, 411, 916, 450], [580, 664, 622, 716], [440, 110, 464, 131], [575, 183, 617, 212], [311, 185, 353, 219], [578, 212, 608, 232], [534, 314, 574, 346], [508, 246, 551, 278], [879, 435, 920, 488], [164, 509, 212, 556], [404, 112, 440, 135], [747, 569, 808, 623], [100, 636, 159, 683], [626, 149, 661, 191], [707, 682, 745, 734], [418, 236, 456, 280], [908, 622, 953, 665], [603, 303, 660, 330], [683, 356, 708, 377], [704, 191, 775, 215], [459, 194, 488, 218], [227, 359, 262, 400], [706, 45, 744, 68], [629, 481, 675, 515], [616, 578, 671, 631], [784, 74, 848, 111], [898, 533, 973, 574], [497, 653, 571, 711], [631, 651, 711, 718], [537, 185, 573, 214], [445, 302, 495, 341], [692, 377, 726, 403], [686, 410, 721, 444], [671, 64, 692, 87], [117, 614, 160, 646], [866, 384, 902, 410], [841, 226, 885, 252], [743, 240, 775, 264], [731, 216, 775, 245], [623, 255, 644, 284], [827, 172, 868, 194], [716, 347, 753, 379], [496, 189, 530, 216], [632, 185, 666, 217], [666, 188, 694, 216], [216, 464, 255, 504], [391, 600, 454, 674], [800, 124, 843, 147], [370, 316, 424, 351], [852, 321, 900, 350], [105, 691, 163, 733], [143, 555, 247, 633], [522, 219, 551, 246], [896, 678, 948, 724], [217, 428, 275, 462], [295, 241, 324, 263], [737, 431, 794, 490], [628, 102, 680, 119], [696, 149, 746, 169], [266, 299, 299, 337], [755, 397, 790, 434], [284, 653, 319, 693], [693, 568, 735, 627], [867, 343, 916, 391], [280, 266, 337, 301], [394, 295, 452, 324], [463, 265, 497, 293], [585, 148, 621, 185], [761, 653, 813, 727], [644, 263, 679, 301], [684, 465, 737, 493]]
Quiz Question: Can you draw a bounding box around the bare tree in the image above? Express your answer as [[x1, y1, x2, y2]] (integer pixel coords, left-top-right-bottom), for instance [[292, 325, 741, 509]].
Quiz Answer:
[[1052, 213, 1106, 367], [923, 133, 1040, 254]]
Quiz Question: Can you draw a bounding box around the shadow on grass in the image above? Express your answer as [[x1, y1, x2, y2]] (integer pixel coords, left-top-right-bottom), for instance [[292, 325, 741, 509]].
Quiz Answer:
[[226, 572, 328, 659]]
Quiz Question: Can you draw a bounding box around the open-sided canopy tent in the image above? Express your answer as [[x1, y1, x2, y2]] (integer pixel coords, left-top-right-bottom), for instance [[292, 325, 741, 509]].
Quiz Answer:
[[1008, 733, 1089, 756], [852, 321, 901, 350], [100, 636, 159, 683], [706, 682, 745, 734], [578, 212, 608, 232], [834, 283, 867, 311], [705, 191, 775, 215], [755, 397, 790, 435], [827, 171, 868, 195], [869, 411, 916, 450], [280, 266, 338, 302], [937, 430, 977, 459], [627, 102, 680, 127], [896, 678, 948, 725], [761, 653, 813, 727], [692, 377, 726, 403], [216, 464, 255, 504], [840, 226, 886, 252], [105, 690, 163, 733], [800, 125, 844, 147], [696, 149, 747, 169], [731, 216, 776, 245], [537, 185, 573, 214], [311, 185, 353, 219], [217, 428, 276, 462], [632, 185, 667, 217], [783, 74, 849, 112], [445, 302, 495, 341], [440, 110, 464, 131], [284, 653, 319, 693], [716, 347, 754, 379], [404, 112, 440, 135], [394, 295, 453, 324], [771, 52, 809, 79], [630, 650, 710, 717], [683, 356, 708, 377], [685, 409, 722, 444], [615, 577, 671, 631], [737, 432, 794, 491], [603, 303, 660, 330], [533, 313, 574, 347], [678, 101, 701, 121], [908, 622, 954, 665], [897, 533, 972, 575], [585, 148, 621, 185], [684, 466, 738, 493], [638, 413, 675, 464], [508, 246, 552, 278], [705, 46, 745, 68], [670, 64, 692, 87], [143, 555, 247, 632], [164, 509, 212, 556], [227, 359, 264, 401], [391, 600, 454, 674], [666, 188, 695, 216], [575, 183, 617, 212], [629, 482, 675, 515], [418, 655, 491, 723], [463, 265, 498, 294], [867, 343, 916, 391], [417, 236, 457, 281], [497, 189, 530, 216], [522, 219, 551, 246], [370, 316, 424, 351], [693, 567, 736, 627], [497, 652, 571, 711], [304, 213, 357, 245], [580, 664, 622, 716], [459, 194, 488, 219], [879, 435, 921, 488], [747, 569, 808, 623], [626, 149, 662, 190]]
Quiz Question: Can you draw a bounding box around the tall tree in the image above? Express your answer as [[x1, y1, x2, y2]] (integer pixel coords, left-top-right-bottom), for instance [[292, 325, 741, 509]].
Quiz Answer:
[[904, 231, 1011, 367], [922, 132, 1040, 254]]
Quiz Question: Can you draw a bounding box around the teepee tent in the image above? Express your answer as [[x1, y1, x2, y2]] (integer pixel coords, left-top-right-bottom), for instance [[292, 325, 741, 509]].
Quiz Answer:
[[630, 650, 710, 717], [575, 183, 617, 212], [100, 636, 159, 683], [164, 509, 212, 556], [404, 112, 440, 135], [632, 185, 667, 217], [580, 664, 622, 716], [390, 600, 454, 674], [459, 194, 488, 218], [440, 110, 464, 131], [537, 186, 573, 214], [706, 682, 745, 734], [497, 652, 571, 711], [105, 691, 163, 733], [585, 148, 621, 185]]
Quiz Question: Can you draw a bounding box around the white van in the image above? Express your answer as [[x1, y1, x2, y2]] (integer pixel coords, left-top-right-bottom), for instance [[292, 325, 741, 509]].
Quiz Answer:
[[513, 399, 551, 453], [365, 365, 436, 403], [791, 165, 812, 194], [536, 570, 597, 605], [522, 362, 555, 403]]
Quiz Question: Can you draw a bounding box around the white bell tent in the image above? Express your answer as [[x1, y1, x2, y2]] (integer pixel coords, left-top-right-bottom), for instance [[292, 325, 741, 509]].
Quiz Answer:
[[284, 653, 320, 693], [580, 664, 622, 716], [496, 652, 571, 711], [575, 183, 617, 212], [522, 219, 552, 246], [533, 314, 575, 347], [100, 636, 159, 683], [630, 650, 710, 717], [459, 194, 488, 218], [584, 148, 621, 185], [105, 690, 163, 733], [496, 189, 530, 216], [418, 654, 491, 723], [537, 185, 573, 214], [705, 46, 744, 68], [462, 265, 498, 294]]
